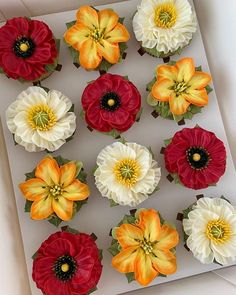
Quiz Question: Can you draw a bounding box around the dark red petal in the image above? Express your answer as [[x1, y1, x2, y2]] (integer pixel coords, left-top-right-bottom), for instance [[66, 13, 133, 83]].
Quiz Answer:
[[72, 254, 94, 284], [110, 115, 136, 132], [100, 107, 130, 126], [164, 142, 188, 173], [6, 17, 29, 36], [30, 20, 53, 45], [44, 278, 71, 295], [0, 25, 18, 50], [22, 64, 46, 81], [27, 43, 53, 64], [43, 238, 76, 258], [32, 257, 54, 289], [2, 52, 32, 78]]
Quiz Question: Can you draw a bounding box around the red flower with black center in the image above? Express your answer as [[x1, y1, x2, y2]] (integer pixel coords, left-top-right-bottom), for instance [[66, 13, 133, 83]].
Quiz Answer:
[[0, 17, 58, 81], [32, 231, 102, 295], [164, 126, 226, 189], [81, 73, 141, 134]]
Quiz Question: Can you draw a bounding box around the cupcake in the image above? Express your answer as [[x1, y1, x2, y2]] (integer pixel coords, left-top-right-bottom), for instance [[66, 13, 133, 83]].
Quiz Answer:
[[0, 17, 60, 82], [163, 126, 226, 189], [64, 6, 130, 72], [133, 0, 197, 59], [82, 73, 142, 138], [180, 196, 236, 266], [6, 86, 76, 152], [147, 58, 212, 124], [32, 226, 102, 295], [19, 155, 90, 226], [108, 208, 179, 286], [94, 142, 161, 206]]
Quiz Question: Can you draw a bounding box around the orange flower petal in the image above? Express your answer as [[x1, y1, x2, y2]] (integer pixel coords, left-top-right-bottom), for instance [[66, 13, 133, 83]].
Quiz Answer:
[[176, 58, 195, 83], [35, 157, 60, 186], [52, 197, 73, 221], [183, 88, 208, 106], [137, 209, 161, 243], [76, 6, 98, 29], [169, 94, 190, 115], [63, 179, 90, 201], [79, 39, 102, 69], [157, 65, 178, 81], [64, 23, 90, 51], [19, 178, 47, 201], [116, 224, 143, 248], [60, 162, 76, 187], [30, 196, 53, 220], [151, 79, 173, 102], [97, 39, 120, 64], [135, 252, 158, 286], [155, 224, 179, 250], [151, 250, 177, 275], [98, 9, 119, 33], [105, 23, 130, 43], [188, 71, 212, 89], [112, 246, 140, 273]]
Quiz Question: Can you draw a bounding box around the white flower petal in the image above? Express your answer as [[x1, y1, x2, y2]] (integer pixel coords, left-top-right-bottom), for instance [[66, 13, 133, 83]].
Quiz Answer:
[[47, 90, 72, 119]]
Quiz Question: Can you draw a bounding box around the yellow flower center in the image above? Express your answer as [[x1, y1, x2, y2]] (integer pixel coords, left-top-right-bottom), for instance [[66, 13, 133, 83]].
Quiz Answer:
[[61, 263, 70, 272], [90, 28, 105, 42], [49, 185, 62, 198], [20, 43, 29, 52], [27, 104, 57, 131], [206, 219, 232, 244], [140, 239, 153, 255], [107, 99, 115, 107], [114, 158, 141, 187], [172, 81, 188, 96], [154, 2, 177, 29], [192, 153, 201, 162]]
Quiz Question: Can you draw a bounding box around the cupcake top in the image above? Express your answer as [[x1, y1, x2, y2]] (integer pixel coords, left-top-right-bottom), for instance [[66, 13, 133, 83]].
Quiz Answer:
[[182, 197, 236, 265], [0, 17, 59, 82], [133, 0, 197, 57], [64, 6, 130, 71], [164, 126, 226, 189], [6, 86, 76, 152], [19, 156, 89, 226], [94, 142, 161, 206], [82, 73, 141, 137], [32, 227, 102, 295], [109, 208, 179, 286]]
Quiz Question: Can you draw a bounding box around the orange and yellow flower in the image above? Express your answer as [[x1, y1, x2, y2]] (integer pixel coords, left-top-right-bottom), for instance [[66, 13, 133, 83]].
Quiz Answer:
[[64, 6, 130, 70], [19, 156, 89, 221], [112, 209, 179, 286], [151, 57, 212, 115]]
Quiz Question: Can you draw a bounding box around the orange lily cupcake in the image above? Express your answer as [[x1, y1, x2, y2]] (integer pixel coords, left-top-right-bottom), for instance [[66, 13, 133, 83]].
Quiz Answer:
[[64, 6, 130, 72], [146, 57, 212, 124], [19, 155, 89, 226], [108, 208, 179, 286]]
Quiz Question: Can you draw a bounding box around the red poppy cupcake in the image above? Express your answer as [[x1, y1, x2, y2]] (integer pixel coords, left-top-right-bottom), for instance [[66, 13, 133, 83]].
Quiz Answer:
[[0, 17, 60, 82], [32, 226, 103, 295], [81, 73, 142, 138], [163, 126, 226, 189]]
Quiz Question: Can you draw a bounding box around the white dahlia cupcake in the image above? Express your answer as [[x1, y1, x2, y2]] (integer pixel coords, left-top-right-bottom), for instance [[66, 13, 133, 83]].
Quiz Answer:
[[94, 142, 161, 206], [133, 0, 197, 59], [6, 86, 76, 152]]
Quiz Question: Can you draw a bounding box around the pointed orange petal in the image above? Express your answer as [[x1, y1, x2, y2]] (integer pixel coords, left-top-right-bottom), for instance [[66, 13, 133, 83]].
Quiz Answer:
[[60, 162, 76, 187], [97, 40, 120, 64], [79, 39, 102, 69], [19, 178, 47, 201], [157, 64, 178, 81], [35, 157, 60, 186], [63, 179, 90, 201], [105, 23, 130, 43], [156, 224, 179, 250], [188, 71, 212, 89], [64, 23, 90, 51], [169, 94, 190, 115], [116, 224, 143, 248], [30, 196, 53, 220], [98, 9, 119, 33], [52, 197, 73, 221], [183, 88, 208, 106], [151, 249, 177, 275], [76, 6, 98, 29], [112, 246, 140, 273], [137, 209, 161, 243], [176, 57, 195, 83], [151, 79, 173, 102]]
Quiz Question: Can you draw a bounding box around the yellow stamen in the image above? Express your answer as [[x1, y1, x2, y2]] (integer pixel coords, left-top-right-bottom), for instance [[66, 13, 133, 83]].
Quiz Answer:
[[20, 43, 29, 52], [140, 240, 153, 255], [154, 2, 177, 29], [61, 263, 69, 272], [114, 158, 141, 187], [192, 153, 201, 162], [90, 28, 104, 42], [107, 99, 115, 106], [206, 219, 232, 244]]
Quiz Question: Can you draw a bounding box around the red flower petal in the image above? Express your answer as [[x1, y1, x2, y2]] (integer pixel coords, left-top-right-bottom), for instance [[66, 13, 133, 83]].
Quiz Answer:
[[100, 107, 130, 126], [27, 43, 53, 64], [30, 20, 53, 45], [6, 17, 29, 36], [32, 257, 54, 290], [44, 278, 71, 295], [0, 25, 18, 50], [164, 142, 188, 173], [110, 115, 136, 132], [43, 238, 76, 258], [72, 253, 95, 284]]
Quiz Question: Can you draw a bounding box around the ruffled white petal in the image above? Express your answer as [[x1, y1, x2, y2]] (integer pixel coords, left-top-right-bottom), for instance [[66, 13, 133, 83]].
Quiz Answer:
[[47, 90, 72, 119]]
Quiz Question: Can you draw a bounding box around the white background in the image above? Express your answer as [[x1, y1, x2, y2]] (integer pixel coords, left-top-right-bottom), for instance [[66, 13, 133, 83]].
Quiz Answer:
[[0, 0, 236, 294]]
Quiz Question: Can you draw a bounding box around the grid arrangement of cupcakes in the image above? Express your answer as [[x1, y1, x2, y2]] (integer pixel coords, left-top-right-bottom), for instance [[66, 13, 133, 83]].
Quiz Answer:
[[0, 1, 234, 295]]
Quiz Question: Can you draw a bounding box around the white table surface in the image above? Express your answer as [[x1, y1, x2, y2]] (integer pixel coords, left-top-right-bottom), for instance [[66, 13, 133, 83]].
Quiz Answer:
[[0, 0, 236, 294]]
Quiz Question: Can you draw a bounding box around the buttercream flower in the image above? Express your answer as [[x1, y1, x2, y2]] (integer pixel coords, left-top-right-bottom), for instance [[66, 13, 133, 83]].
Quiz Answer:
[[0, 17, 59, 81], [182, 197, 236, 265], [94, 142, 161, 206], [19, 156, 89, 224], [147, 58, 212, 122], [33, 228, 102, 295], [164, 126, 226, 189], [64, 6, 130, 71], [82, 74, 141, 136], [133, 0, 197, 57], [109, 208, 179, 286], [6, 86, 76, 152]]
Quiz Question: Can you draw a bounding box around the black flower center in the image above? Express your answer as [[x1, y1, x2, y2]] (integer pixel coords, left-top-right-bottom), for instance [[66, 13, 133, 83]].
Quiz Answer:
[[100, 92, 121, 112], [54, 255, 77, 281], [186, 147, 210, 170], [13, 37, 35, 58]]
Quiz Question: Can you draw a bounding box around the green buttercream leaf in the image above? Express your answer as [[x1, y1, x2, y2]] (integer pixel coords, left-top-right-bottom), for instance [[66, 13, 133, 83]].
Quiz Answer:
[[66, 20, 76, 29], [119, 17, 125, 24], [77, 169, 87, 183], [125, 272, 135, 283], [146, 77, 157, 92], [61, 226, 80, 235], [48, 213, 62, 227], [195, 65, 202, 72], [25, 168, 36, 180], [32, 251, 38, 260], [88, 286, 98, 295], [99, 249, 103, 261], [205, 85, 213, 94], [24, 200, 33, 213], [135, 107, 143, 121], [147, 93, 158, 106], [110, 199, 119, 207], [75, 161, 83, 177]]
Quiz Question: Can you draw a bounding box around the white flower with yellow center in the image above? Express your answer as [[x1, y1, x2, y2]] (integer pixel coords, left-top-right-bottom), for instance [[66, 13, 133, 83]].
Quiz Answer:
[[183, 197, 236, 265], [133, 0, 197, 55], [94, 142, 161, 206], [6, 86, 76, 152]]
